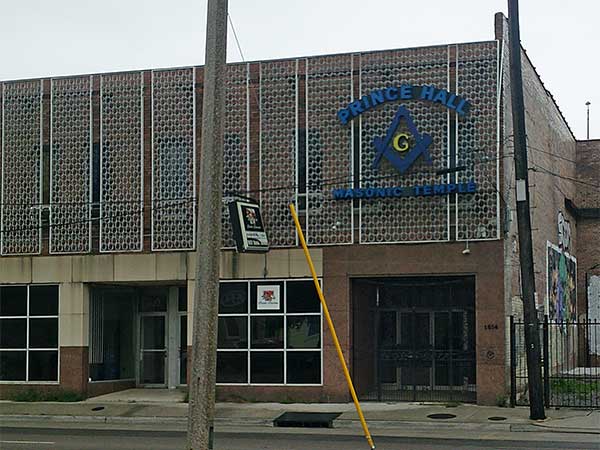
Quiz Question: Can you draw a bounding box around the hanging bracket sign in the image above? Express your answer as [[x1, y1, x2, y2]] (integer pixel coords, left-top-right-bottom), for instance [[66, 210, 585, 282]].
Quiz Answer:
[[228, 199, 269, 253]]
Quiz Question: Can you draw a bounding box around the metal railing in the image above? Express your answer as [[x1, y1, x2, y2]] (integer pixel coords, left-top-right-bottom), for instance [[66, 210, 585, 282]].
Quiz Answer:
[[510, 316, 600, 408]]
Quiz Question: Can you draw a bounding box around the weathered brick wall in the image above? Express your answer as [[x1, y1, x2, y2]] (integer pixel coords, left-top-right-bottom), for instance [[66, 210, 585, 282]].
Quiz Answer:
[[575, 139, 600, 316], [496, 13, 578, 320], [576, 140, 600, 209]]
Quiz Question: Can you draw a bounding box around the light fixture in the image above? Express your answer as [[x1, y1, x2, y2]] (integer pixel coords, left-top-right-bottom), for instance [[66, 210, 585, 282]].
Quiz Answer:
[[462, 240, 471, 255]]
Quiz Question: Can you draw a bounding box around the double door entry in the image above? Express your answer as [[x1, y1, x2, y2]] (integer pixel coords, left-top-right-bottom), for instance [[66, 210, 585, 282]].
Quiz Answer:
[[376, 309, 476, 402]]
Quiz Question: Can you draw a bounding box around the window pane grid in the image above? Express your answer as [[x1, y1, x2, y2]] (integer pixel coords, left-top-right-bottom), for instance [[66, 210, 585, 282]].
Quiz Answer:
[[0, 285, 59, 382], [217, 279, 322, 386]]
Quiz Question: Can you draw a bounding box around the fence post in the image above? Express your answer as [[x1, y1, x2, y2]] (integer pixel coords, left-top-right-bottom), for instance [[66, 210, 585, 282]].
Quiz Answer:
[[510, 315, 516, 407], [543, 315, 550, 407]]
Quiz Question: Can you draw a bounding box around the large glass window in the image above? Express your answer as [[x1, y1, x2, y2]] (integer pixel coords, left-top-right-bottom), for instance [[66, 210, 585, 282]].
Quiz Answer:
[[216, 280, 322, 385], [0, 285, 59, 382]]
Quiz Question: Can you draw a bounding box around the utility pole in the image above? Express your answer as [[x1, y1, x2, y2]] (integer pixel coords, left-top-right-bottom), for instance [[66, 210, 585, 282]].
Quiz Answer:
[[187, 0, 228, 449], [507, 0, 545, 420], [586, 101, 591, 140]]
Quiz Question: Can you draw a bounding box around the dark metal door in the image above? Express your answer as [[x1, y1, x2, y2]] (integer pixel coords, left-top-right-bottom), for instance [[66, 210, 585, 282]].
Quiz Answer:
[[376, 309, 476, 402]]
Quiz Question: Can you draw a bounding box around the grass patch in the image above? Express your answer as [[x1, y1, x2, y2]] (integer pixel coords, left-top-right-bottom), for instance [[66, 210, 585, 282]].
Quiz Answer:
[[551, 379, 600, 398], [495, 394, 508, 407], [443, 401, 461, 408], [9, 389, 84, 402]]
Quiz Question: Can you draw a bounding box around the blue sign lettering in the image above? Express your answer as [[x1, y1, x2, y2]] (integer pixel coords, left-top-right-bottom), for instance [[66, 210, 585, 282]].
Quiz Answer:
[[331, 182, 478, 200], [337, 84, 471, 124]]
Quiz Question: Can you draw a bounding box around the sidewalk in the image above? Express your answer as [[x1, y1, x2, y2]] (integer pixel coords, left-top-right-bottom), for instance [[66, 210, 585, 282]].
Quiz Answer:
[[1, 391, 598, 436]]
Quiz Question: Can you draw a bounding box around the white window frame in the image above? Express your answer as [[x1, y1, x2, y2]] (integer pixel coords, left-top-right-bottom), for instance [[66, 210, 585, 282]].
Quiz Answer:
[[217, 278, 323, 387], [0, 284, 60, 384]]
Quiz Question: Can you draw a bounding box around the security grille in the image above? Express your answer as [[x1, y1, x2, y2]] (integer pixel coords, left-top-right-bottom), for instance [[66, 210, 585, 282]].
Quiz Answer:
[[222, 63, 249, 248], [100, 72, 144, 252], [1, 81, 42, 255], [89, 291, 104, 364], [456, 42, 499, 241], [305, 55, 354, 245], [359, 47, 450, 243], [50, 76, 92, 254], [259, 60, 297, 247], [152, 68, 196, 251]]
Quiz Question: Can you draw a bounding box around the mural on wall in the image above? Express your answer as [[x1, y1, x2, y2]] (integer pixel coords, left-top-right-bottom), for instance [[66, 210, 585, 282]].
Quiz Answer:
[[547, 241, 577, 323]]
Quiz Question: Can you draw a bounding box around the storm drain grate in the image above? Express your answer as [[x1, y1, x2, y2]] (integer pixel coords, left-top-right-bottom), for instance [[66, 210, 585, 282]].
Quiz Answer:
[[427, 413, 456, 420], [488, 416, 507, 421], [274, 412, 341, 428], [91, 406, 105, 412]]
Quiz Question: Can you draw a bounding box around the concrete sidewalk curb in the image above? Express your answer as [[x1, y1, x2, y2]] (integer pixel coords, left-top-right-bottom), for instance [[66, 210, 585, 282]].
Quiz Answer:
[[334, 418, 512, 432], [3, 414, 599, 435], [0, 414, 270, 427], [528, 422, 600, 435]]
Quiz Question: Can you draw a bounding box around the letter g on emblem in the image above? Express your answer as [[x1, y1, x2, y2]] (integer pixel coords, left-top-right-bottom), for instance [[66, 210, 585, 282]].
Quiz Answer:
[[372, 106, 432, 174], [392, 133, 410, 152]]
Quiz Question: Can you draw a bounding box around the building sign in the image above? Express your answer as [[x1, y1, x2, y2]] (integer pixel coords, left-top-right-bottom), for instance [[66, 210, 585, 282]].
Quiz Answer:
[[228, 199, 269, 253], [257, 285, 280, 310], [372, 106, 432, 175], [336, 84, 471, 124], [333, 84, 476, 201], [333, 181, 477, 199]]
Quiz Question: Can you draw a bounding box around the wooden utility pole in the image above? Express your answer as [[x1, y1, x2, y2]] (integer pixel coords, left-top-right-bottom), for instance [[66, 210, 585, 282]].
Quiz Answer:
[[507, 0, 545, 420], [187, 0, 228, 448]]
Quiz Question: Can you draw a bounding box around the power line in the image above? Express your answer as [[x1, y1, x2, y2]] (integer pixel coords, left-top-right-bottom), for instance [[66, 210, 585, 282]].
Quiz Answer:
[[0, 143, 506, 207], [2, 142, 582, 211], [227, 14, 246, 63], [530, 163, 600, 190], [0, 197, 194, 234]]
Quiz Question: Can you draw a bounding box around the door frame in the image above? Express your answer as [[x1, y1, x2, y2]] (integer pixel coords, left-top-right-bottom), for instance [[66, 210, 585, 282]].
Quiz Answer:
[[138, 311, 168, 388]]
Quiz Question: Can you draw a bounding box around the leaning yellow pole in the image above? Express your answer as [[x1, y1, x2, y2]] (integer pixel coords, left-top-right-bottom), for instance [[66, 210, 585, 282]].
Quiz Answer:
[[289, 204, 375, 450]]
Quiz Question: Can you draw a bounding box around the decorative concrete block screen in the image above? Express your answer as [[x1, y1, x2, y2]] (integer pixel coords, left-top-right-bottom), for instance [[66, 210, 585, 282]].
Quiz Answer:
[[305, 55, 354, 245], [1, 81, 42, 255], [151, 68, 196, 251], [222, 63, 249, 248], [100, 72, 144, 252], [456, 41, 499, 241], [359, 47, 450, 243], [259, 60, 297, 247], [50, 76, 92, 254]]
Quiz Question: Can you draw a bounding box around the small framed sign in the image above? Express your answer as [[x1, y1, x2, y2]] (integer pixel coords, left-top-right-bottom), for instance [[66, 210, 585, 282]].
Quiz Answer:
[[228, 199, 269, 253], [257, 285, 280, 310]]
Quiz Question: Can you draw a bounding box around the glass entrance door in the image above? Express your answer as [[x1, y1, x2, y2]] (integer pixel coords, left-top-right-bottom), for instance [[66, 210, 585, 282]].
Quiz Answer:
[[140, 314, 167, 386]]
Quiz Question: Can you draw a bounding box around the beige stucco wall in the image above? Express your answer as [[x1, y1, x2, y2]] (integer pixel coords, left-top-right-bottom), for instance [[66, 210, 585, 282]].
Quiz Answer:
[[59, 283, 90, 347], [1, 248, 322, 347], [0, 249, 321, 284]]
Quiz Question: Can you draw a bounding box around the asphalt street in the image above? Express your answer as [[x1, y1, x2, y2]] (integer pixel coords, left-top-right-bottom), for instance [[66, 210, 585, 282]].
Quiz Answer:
[[1, 427, 599, 450]]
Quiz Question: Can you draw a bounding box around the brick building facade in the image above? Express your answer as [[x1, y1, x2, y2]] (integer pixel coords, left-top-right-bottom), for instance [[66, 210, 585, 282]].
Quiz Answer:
[[0, 13, 597, 405]]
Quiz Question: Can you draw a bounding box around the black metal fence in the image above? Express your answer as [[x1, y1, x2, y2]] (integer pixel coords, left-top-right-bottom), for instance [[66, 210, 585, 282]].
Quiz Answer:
[[510, 316, 600, 408]]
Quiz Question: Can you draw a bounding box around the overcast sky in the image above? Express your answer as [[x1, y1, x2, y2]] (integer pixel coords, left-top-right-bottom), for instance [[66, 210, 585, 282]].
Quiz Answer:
[[1, 0, 597, 139]]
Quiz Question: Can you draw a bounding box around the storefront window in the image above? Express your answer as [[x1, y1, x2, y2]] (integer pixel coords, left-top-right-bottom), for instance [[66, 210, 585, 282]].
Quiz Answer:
[[0, 285, 59, 382], [216, 280, 322, 385]]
